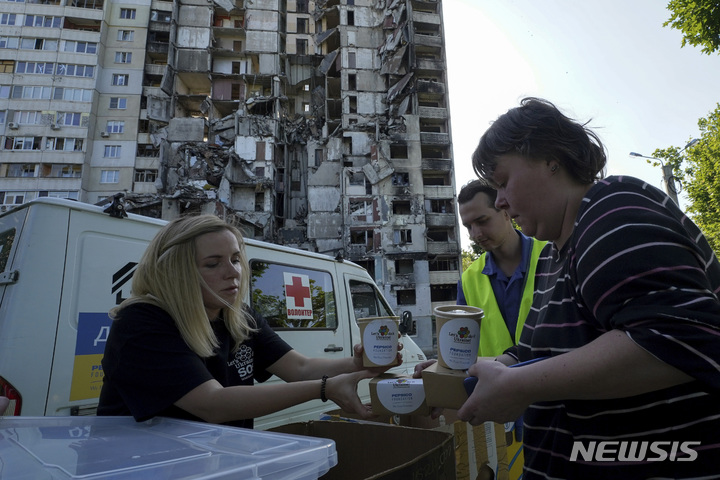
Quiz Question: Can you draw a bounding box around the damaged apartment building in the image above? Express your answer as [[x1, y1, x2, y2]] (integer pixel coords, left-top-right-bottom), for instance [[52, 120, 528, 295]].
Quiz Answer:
[[0, 0, 461, 354]]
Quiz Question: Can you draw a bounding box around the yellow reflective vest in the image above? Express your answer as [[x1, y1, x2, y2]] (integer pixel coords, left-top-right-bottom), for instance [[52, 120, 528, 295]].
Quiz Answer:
[[461, 238, 546, 357]]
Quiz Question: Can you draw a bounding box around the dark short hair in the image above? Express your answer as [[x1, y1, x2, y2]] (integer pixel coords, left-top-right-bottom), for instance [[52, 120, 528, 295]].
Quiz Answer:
[[458, 178, 498, 210], [472, 97, 606, 184]]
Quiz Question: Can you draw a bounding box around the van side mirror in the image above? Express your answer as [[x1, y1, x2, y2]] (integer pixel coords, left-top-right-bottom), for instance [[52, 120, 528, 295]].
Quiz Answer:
[[399, 310, 415, 335]]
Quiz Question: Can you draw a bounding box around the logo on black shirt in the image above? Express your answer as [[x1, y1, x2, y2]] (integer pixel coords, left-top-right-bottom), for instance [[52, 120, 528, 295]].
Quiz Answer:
[[229, 344, 254, 380]]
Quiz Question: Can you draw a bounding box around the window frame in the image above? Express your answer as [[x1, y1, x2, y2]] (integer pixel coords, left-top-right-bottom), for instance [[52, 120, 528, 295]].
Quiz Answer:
[[99, 169, 119, 184]]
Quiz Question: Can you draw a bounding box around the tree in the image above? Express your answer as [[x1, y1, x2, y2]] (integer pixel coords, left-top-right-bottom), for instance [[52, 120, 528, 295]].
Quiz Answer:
[[664, 0, 720, 55], [652, 103, 720, 254], [461, 243, 482, 271]]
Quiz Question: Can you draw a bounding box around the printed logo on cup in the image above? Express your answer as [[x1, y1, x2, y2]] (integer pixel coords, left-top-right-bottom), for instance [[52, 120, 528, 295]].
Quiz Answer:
[[376, 378, 425, 414], [359, 317, 399, 367]]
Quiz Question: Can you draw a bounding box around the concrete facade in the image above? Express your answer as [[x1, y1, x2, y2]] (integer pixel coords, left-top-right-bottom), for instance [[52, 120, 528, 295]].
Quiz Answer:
[[0, 0, 461, 355]]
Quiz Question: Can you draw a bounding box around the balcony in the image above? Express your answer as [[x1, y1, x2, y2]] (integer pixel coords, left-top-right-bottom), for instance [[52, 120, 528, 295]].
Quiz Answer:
[[425, 213, 456, 228], [418, 106, 447, 120], [427, 241, 459, 256], [147, 42, 169, 55], [412, 0, 440, 15], [67, 0, 103, 9], [429, 270, 460, 285], [423, 185, 454, 198], [149, 21, 171, 33], [416, 58, 444, 72], [0, 176, 82, 191], [347, 244, 374, 257], [412, 11, 440, 25], [419, 132, 449, 145], [413, 33, 442, 48], [145, 64, 167, 76], [417, 79, 446, 95], [421, 158, 451, 172]]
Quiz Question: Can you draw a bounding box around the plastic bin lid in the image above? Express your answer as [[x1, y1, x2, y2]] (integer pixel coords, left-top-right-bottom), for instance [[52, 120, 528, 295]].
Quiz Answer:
[[0, 416, 337, 480]]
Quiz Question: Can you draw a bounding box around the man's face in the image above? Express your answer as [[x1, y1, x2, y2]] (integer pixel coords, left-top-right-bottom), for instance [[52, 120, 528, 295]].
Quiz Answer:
[[459, 191, 513, 252]]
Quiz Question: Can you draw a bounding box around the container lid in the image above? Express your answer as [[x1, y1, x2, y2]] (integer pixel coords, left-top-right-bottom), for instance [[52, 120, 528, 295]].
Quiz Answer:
[[433, 305, 484, 318], [0, 416, 337, 480]]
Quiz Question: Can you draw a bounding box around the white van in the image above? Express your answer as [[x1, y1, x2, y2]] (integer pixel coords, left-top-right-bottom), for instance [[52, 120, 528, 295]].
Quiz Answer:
[[0, 198, 426, 429]]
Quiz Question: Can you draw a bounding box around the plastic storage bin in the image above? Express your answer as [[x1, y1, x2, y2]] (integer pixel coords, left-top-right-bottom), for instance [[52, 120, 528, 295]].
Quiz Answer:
[[0, 416, 337, 479]]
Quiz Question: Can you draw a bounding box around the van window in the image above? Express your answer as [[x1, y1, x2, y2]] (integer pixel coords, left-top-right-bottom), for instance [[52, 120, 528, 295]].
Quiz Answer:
[[349, 279, 394, 321], [0, 228, 15, 272], [250, 261, 337, 330]]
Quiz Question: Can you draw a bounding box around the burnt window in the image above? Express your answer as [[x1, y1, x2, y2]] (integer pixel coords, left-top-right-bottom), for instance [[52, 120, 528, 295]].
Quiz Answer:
[[392, 200, 411, 215], [391, 172, 409, 186], [393, 229, 412, 244], [429, 257, 459, 271], [395, 259, 414, 274], [397, 289, 416, 305], [297, 18, 308, 33], [426, 199, 453, 214], [430, 285, 457, 302]]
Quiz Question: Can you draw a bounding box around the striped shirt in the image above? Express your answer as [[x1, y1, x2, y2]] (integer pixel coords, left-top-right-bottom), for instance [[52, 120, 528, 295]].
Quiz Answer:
[[519, 176, 720, 479]]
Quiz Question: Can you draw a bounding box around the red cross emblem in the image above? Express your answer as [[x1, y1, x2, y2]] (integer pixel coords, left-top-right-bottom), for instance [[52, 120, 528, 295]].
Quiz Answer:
[[285, 275, 310, 308]]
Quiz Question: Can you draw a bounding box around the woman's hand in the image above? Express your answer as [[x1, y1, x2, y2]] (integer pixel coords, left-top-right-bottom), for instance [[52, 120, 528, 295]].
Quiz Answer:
[[325, 370, 376, 418], [352, 342, 404, 374], [412, 359, 436, 378]]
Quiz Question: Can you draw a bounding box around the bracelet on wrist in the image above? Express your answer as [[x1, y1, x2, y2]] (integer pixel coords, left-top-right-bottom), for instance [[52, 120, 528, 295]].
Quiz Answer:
[[320, 375, 329, 402]]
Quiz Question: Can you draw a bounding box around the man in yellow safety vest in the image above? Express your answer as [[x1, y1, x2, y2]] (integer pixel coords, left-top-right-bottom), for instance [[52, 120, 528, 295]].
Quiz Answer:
[[458, 178, 546, 360]]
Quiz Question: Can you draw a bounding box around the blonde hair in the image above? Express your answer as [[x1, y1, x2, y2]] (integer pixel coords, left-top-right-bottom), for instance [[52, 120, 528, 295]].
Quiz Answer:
[[111, 214, 256, 357]]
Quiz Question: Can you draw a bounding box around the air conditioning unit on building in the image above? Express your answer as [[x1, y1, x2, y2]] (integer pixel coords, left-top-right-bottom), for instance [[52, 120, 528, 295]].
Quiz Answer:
[[50, 123, 60, 130], [0, 205, 8, 213], [8, 122, 18, 130], [101, 131, 110, 137]]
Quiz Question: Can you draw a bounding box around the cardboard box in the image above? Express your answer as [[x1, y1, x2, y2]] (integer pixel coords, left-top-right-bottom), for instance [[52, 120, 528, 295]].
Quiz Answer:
[[369, 374, 431, 416], [271, 420, 455, 480], [444, 420, 508, 480], [320, 408, 440, 430], [421, 361, 470, 410], [321, 409, 509, 480], [503, 421, 524, 480]]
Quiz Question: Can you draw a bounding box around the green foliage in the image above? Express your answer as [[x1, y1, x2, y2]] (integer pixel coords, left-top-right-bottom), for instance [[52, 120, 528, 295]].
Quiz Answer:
[[461, 243, 482, 271], [664, 0, 720, 55], [653, 103, 720, 254]]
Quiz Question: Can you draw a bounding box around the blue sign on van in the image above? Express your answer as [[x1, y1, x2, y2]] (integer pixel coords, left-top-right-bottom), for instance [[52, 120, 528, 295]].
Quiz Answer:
[[70, 313, 113, 401]]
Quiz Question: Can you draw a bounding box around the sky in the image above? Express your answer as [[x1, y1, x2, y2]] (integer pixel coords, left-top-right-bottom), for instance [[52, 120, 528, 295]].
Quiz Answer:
[[443, 0, 720, 250]]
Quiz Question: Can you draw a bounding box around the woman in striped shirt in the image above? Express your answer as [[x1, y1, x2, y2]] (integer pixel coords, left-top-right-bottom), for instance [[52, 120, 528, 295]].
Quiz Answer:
[[458, 97, 720, 479]]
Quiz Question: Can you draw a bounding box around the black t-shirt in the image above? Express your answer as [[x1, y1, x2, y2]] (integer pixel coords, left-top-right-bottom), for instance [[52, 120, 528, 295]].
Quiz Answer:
[[97, 303, 292, 428]]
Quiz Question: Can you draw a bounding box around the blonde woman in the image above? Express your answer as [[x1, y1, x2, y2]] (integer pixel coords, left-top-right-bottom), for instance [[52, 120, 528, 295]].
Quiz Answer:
[[98, 214, 389, 428]]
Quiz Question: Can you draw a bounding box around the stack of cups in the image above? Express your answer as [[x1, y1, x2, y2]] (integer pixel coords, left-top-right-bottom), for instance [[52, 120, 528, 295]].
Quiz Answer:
[[433, 305, 484, 370]]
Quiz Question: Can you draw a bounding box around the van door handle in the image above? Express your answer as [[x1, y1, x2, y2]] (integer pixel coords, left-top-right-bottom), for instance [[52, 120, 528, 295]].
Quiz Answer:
[[324, 344, 344, 352]]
